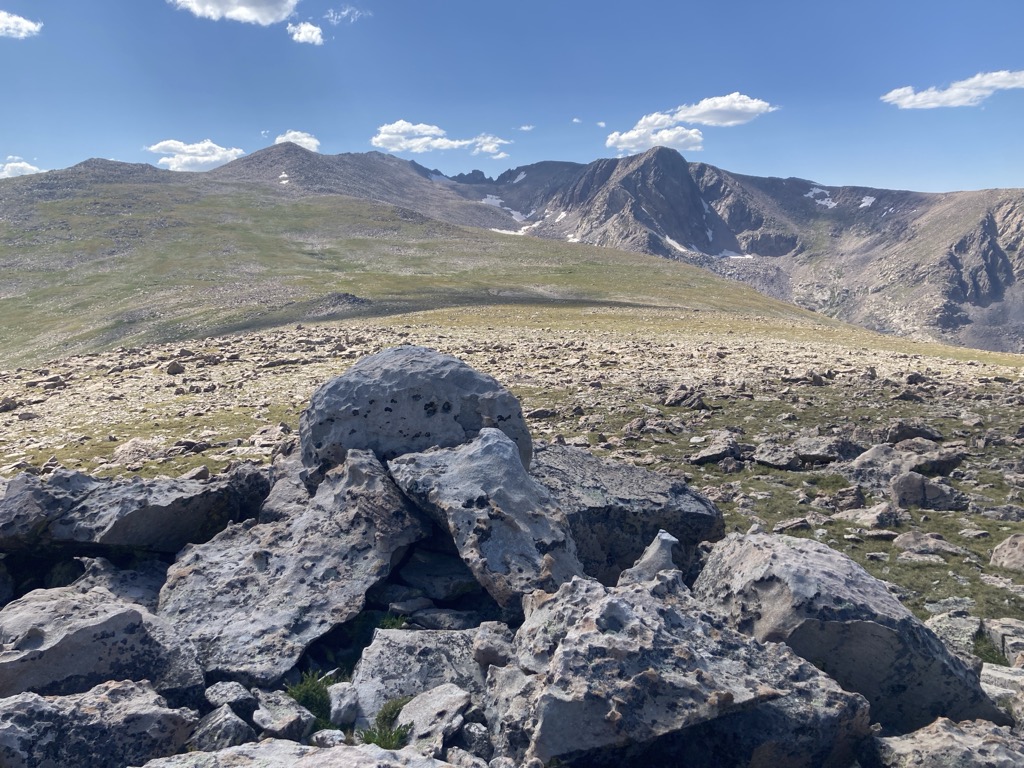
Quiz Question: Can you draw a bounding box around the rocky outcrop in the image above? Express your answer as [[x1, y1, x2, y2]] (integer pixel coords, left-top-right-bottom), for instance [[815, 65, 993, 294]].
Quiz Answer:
[[863, 717, 1024, 768], [299, 345, 531, 476], [157, 450, 428, 686], [692, 533, 1007, 733], [530, 441, 723, 584]]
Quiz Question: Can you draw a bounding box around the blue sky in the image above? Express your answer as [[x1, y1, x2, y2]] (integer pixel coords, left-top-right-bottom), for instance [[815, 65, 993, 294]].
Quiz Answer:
[[2, 0, 1023, 192]]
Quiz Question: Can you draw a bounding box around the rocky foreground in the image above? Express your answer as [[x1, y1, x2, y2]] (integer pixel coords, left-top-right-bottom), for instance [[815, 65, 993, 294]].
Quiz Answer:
[[4, 323, 1024, 765]]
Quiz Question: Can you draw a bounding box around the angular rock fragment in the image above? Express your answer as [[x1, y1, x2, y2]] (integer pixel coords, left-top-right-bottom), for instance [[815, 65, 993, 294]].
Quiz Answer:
[[692, 533, 1008, 733], [0, 680, 196, 768], [396, 683, 473, 758], [389, 429, 583, 615], [252, 688, 316, 741], [158, 450, 428, 686], [530, 441, 723, 584], [991, 534, 1024, 572], [488, 571, 871, 766], [864, 717, 1024, 768], [300, 345, 532, 475], [0, 585, 204, 708], [186, 704, 258, 752]]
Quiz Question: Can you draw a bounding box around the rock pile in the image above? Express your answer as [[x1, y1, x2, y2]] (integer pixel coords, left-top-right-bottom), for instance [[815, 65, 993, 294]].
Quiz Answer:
[[0, 345, 1019, 767]]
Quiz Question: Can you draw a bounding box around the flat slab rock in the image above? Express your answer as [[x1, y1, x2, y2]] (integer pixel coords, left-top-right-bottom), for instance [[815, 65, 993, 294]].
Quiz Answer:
[[529, 441, 723, 585], [299, 345, 532, 474], [0, 679, 196, 768], [136, 739, 459, 767], [487, 569, 870, 767], [866, 717, 1024, 767], [692, 533, 1008, 734], [389, 429, 583, 616], [157, 450, 428, 686]]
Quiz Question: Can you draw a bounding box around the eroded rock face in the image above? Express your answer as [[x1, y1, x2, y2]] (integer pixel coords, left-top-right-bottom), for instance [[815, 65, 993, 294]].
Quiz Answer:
[[487, 570, 871, 767], [157, 450, 428, 686], [0, 463, 269, 554], [299, 345, 532, 476], [529, 441, 723, 584], [388, 429, 583, 616], [865, 717, 1024, 768], [0, 680, 196, 768], [0, 585, 204, 708], [692, 533, 1008, 733]]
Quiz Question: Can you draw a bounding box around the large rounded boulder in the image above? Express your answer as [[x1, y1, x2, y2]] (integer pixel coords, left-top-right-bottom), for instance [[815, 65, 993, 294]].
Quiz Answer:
[[299, 346, 531, 475]]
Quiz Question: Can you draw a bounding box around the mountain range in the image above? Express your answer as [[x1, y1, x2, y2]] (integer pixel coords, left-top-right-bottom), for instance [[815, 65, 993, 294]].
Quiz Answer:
[[3, 142, 1024, 354]]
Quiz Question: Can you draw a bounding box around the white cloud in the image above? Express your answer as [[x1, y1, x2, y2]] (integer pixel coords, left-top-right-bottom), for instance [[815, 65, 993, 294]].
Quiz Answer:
[[671, 92, 778, 126], [518, 125, 534, 132], [371, 120, 512, 159], [275, 129, 320, 151], [168, 0, 299, 25], [0, 156, 44, 178], [571, 117, 582, 124], [606, 92, 777, 154], [0, 11, 42, 38], [881, 70, 1024, 109], [596, 121, 606, 128], [287, 21, 323, 44], [145, 138, 245, 171], [491, 152, 510, 160], [325, 5, 370, 24]]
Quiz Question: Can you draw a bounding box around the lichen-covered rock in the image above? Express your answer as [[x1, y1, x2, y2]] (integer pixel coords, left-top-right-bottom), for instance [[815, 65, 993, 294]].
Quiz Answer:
[[0, 585, 204, 708], [186, 704, 258, 752], [487, 571, 871, 767], [692, 533, 1008, 733], [252, 688, 316, 741], [0, 680, 196, 768], [396, 683, 473, 758], [157, 450, 428, 686], [299, 346, 531, 475], [0, 463, 269, 554], [529, 442, 723, 584], [389, 429, 583, 616], [863, 717, 1024, 767], [70, 556, 169, 612], [991, 534, 1024, 572]]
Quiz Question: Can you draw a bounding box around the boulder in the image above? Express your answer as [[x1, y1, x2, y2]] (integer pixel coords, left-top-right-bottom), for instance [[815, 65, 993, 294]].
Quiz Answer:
[[864, 717, 1024, 767], [991, 534, 1024, 572], [186, 704, 258, 752], [529, 442, 723, 584], [893, 530, 969, 557], [842, 443, 967, 495], [299, 346, 531, 476], [388, 430, 583, 616], [206, 681, 259, 721], [157, 450, 428, 686], [252, 688, 316, 741], [890, 471, 969, 511], [884, 419, 944, 444], [688, 430, 739, 464], [615, 530, 679, 587], [396, 683, 473, 758], [487, 571, 871, 767], [0, 585, 204, 708], [0, 680, 196, 768], [692, 533, 1008, 733], [753, 440, 802, 470], [350, 628, 486, 727], [0, 463, 269, 554]]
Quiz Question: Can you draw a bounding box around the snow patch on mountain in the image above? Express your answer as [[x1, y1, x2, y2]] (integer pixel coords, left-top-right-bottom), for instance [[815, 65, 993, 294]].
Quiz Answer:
[[482, 194, 527, 222], [805, 186, 837, 209], [860, 196, 876, 208], [513, 171, 527, 184]]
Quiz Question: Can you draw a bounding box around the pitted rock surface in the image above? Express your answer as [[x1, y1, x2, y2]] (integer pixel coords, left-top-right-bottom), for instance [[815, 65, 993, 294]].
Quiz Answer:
[[299, 345, 531, 474]]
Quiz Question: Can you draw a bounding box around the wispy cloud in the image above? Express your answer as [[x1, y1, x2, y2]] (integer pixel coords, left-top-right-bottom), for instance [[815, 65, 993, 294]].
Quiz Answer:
[[145, 138, 245, 171], [287, 21, 323, 44], [882, 70, 1024, 109], [571, 117, 582, 124], [518, 125, 535, 132], [275, 129, 320, 151], [0, 11, 43, 38], [596, 121, 606, 128], [371, 120, 512, 159], [606, 92, 777, 154], [168, 0, 299, 25], [0, 156, 44, 178], [325, 5, 371, 25]]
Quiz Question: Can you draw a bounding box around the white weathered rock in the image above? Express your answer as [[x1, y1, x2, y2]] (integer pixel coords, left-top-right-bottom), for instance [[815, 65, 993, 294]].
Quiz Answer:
[[616, 529, 679, 586], [158, 450, 428, 686], [329, 681, 360, 728], [529, 442, 723, 584], [487, 571, 871, 766], [396, 683, 473, 758], [868, 717, 1024, 767], [300, 345, 531, 475], [71, 556, 168, 612], [991, 534, 1024, 572], [0, 680, 196, 768], [186, 704, 258, 752], [205, 681, 258, 721], [389, 430, 583, 615], [692, 533, 1008, 733], [0, 585, 204, 708], [893, 530, 969, 557], [252, 688, 316, 741], [350, 628, 486, 727]]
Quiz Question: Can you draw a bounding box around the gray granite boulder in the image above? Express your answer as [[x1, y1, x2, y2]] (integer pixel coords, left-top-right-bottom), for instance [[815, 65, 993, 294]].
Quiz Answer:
[[158, 450, 428, 686], [0, 680, 196, 768], [692, 533, 1008, 733], [0, 585, 204, 708], [530, 441, 723, 584], [487, 571, 871, 767], [389, 429, 583, 616], [300, 346, 531, 476]]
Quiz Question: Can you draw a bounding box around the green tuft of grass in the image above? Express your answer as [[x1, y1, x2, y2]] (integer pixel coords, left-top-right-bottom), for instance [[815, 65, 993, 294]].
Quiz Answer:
[[286, 670, 336, 732], [359, 695, 414, 749], [973, 629, 1010, 666]]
